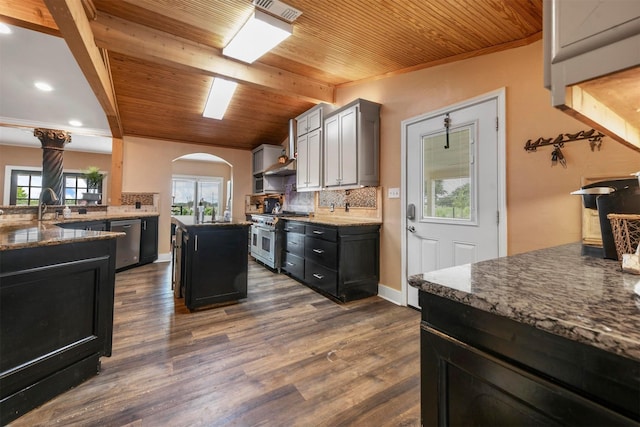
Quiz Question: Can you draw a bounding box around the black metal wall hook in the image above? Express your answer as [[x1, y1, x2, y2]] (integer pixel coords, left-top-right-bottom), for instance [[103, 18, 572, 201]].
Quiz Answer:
[[524, 129, 605, 152], [444, 113, 451, 149]]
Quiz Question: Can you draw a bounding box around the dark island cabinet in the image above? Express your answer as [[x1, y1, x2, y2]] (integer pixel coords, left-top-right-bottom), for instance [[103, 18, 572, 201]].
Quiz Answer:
[[180, 224, 249, 311], [139, 216, 158, 265], [283, 220, 380, 302], [419, 292, 640, 426], [0, 239, 117, 425]]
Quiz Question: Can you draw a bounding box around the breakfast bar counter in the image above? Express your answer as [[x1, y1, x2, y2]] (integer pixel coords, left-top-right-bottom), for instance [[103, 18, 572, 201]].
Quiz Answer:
[[409, 243, 640, 425]]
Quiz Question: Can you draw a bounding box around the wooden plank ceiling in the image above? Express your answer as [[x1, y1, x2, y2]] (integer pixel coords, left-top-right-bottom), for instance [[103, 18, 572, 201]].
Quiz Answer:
[[2, 0, 543, 151]]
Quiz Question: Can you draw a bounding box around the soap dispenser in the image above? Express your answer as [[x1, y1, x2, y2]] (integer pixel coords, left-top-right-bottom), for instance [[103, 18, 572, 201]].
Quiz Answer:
[[63, 205, 71, 219]]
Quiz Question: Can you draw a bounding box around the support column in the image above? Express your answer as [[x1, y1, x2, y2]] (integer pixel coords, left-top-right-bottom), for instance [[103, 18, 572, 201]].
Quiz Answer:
[[34, 128, 71, 205]]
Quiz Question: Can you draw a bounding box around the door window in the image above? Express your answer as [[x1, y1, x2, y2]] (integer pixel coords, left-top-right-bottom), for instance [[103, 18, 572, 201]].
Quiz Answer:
[[171, 176, 223, 219], [421, 125, 476, 223]]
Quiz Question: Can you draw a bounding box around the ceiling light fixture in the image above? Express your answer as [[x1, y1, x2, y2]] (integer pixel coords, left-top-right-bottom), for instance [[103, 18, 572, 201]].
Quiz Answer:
[[69, 119, 83, 127], [203, 78, 238, 120], [34, 81, 53, 92], [0, 23, 12, 34], [223, 10, 292, 64]]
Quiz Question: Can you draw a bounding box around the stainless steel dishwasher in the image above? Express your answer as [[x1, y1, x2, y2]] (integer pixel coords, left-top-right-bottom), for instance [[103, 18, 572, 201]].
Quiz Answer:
[[110, 219, 142, 269]]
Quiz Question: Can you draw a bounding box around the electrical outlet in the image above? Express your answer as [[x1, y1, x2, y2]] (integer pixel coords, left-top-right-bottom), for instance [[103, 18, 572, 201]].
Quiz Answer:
[[388, 187, 400, 199]]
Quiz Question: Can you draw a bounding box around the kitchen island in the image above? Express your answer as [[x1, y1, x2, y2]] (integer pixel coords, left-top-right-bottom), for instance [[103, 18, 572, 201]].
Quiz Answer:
[[0, 221, 120, 425], [409, 243, 640, 426], [171, 216, 251, 311]]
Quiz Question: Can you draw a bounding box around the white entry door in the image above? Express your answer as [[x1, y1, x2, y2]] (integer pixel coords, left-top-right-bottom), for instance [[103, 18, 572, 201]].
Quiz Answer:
[[405, 95, 503, 308]]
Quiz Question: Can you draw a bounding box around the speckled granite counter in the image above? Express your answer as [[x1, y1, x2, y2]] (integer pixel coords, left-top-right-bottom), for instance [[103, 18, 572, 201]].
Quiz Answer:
[[171, 216, 251, 227], [280, 215, 382, 226], [0, 222, 122, 251], [0, 212, 158, 251], [409, 243, 640, 361]]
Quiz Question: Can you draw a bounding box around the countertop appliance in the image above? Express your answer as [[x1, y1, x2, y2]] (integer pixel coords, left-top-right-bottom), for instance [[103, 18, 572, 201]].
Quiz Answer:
[[573, 178, 640, 259], [263, 198, 280, 214], [110, 219, 141, 269]]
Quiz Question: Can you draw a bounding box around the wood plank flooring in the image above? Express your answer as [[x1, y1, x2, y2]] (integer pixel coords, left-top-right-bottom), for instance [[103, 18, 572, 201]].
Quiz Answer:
[[9, 260, 421, 426]]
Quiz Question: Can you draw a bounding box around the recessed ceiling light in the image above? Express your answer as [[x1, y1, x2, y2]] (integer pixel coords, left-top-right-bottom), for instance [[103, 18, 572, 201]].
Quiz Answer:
[[69, 120, 83, 127], [0, 23, 11, 34], [202, 78, 238, 120], [34, 81, 53, 92]]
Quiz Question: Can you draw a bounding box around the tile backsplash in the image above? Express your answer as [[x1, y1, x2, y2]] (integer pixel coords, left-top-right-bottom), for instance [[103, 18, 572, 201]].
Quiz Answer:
[[121, 192, 157, 206], [318, 187, 377, 208], [283, 176, 314, 213]]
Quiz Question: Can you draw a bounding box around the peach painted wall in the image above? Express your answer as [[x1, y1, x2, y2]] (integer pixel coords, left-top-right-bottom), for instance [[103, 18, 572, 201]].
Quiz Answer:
[[0, 144, 111, 204], [335, 40, 640, 292], [121, 136, 252, 257]]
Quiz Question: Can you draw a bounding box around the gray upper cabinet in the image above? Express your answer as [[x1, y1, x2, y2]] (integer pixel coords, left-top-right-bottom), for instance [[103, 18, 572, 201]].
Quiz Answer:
[[252, 144, 283, 175], [544, 0, 640, 151], [296, 103, 333, 192], [323, 99, 381, 189]]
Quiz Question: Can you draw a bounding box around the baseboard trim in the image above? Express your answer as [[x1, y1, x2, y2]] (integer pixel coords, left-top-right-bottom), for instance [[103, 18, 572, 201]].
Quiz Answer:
[[377, 283, 404, 306], [157, 252, 171, 263]]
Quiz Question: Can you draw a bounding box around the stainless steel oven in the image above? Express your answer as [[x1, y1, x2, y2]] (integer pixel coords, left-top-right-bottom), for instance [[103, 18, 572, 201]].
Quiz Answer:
[[250, 215, 281, 271]]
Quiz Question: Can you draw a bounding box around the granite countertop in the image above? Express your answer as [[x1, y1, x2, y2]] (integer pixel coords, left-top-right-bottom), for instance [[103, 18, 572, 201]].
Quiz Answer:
[[409, 243, 640, 361], [0, 222, 123, 251], [0, 212, 158, 251], [172, 216, 251, 228], [280, 216, 382, 226]]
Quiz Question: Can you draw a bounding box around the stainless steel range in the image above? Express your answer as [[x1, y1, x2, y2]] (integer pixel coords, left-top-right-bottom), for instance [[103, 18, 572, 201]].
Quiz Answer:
[[250, 212, 309, 271], [250, 214, 282, 271]]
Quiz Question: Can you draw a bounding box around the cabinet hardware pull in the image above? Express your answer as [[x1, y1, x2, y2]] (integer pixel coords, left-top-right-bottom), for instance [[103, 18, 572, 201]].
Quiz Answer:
[[312, 230, 324, 235], [286, 262, 294, 266], [313, 273, 324, 280], [195, 235, 198, 251], [143, 220, 147, 230], [289, 242, 297, 245], [313, 249, 324, 254]]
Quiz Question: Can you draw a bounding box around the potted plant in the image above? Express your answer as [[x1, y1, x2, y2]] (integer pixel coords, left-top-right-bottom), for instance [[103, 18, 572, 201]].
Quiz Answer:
[[82, 166, 104, 204]]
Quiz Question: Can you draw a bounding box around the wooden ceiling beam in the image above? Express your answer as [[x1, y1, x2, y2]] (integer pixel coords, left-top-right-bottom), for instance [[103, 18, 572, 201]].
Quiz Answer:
[[0, 0, 60, 36], [42, 0, 122, 138], [90, 13, 334, 105]]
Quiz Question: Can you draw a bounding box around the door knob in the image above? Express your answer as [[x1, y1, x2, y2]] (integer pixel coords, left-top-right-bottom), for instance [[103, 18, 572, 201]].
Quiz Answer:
[[407, 225, 416, 233]]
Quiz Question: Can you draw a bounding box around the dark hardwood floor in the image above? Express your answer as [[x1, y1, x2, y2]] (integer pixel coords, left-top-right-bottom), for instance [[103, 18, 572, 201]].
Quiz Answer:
[[10, 259, 421, 426]]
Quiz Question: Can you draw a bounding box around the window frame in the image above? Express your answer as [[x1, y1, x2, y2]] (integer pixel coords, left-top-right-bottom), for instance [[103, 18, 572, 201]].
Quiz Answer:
[[5, 166, 106, 205]]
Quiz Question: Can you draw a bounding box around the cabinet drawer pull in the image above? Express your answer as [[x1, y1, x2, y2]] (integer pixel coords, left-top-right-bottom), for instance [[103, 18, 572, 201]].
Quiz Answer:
[[286, 262, 295, 266], [312, 230, 324, 235], [313, 248, 324, 254], [313, 273, 324, 280], [289, 241, 298, 246]]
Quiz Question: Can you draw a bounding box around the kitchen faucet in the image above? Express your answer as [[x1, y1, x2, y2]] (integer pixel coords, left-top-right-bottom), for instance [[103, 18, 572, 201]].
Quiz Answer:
[[38, 187, 59, 221]]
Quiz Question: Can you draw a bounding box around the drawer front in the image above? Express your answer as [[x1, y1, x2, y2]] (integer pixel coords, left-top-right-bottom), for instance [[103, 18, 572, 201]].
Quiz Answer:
[[282, 252, 304, 280], [283, 221, 305, 234], [305, 237, 338, 269], [305, 224, 337, 242], [285, 232, 305, 256], [304, 260, 337, 296]]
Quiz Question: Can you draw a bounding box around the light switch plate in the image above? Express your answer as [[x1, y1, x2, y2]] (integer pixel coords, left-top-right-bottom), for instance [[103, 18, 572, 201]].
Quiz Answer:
[[388, 187, 400, 199]]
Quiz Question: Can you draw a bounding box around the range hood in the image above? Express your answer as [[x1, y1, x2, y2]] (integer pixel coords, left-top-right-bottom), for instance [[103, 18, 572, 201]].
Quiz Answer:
[[264, 157, 295, 176], [264, 118, 297, 176]]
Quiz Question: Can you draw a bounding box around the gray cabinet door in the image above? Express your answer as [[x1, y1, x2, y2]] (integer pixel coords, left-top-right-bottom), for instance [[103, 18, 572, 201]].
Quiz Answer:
[[296, 132, 309, 190], [307, 128, 322, 189], [324, 105, 358, 187], [324, 112, 340, 187]]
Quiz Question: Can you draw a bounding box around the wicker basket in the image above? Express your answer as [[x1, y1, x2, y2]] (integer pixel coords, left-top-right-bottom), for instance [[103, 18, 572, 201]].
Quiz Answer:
[[607, 213, 640, 260]]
